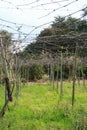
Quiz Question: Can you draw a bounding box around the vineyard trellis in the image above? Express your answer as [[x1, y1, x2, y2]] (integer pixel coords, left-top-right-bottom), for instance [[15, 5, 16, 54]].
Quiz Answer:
[[0, 31, 87, 117], [0, 0, 87, 118]]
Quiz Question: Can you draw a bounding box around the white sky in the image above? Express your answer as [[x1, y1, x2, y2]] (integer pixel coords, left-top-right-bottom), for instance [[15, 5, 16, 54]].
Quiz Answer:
[[0, 0, 87, 44]]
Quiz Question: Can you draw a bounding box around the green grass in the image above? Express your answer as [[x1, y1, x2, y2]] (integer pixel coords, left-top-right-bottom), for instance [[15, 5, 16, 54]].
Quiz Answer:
[[0, 85, 5, 110], [0, 82, 87, 130]]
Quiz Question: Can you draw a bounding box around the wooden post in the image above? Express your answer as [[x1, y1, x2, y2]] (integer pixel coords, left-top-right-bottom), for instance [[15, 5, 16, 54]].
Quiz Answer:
[[72, 44, 77, 106], [56, 56, 59, 93], [15, 54, 20, 99], [60, 51, 63, 100], [81, 63, 86, 89], [50, 63, 54, 89]]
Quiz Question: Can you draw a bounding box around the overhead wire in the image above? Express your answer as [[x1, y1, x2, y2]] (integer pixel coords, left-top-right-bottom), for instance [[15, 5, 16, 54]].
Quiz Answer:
[[39, 0, 79, 18], [0, 0, 23, 11], [0, 0, 86, 49], [21, 6, 87, 43], [30, 0, 71, 9], [17, 0, 42, 7], [0, 0, 84, 40], [0, 17, 35, 28], [0, 0, 87, 67]]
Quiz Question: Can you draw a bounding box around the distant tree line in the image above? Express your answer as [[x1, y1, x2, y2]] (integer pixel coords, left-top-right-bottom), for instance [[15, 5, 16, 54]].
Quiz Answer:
[[19, 16, 87, 81]]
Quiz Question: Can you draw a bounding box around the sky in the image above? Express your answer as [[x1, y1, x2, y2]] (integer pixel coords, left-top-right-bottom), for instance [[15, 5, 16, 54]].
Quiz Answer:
[[0, 0, 87, 46]]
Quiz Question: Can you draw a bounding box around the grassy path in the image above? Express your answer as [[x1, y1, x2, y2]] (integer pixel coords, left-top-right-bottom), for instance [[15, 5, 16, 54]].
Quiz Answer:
[[0, 83, 87, 130]]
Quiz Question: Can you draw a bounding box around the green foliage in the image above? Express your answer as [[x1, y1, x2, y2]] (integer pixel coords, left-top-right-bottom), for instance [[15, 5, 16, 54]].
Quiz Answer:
[[0, 30, 12, 48], [22, 16, 87, 58], [38, 28, 53, 37], [29, 65, 44, 81], [17, 16, 87, 81], [20, 65, 44, 81], [0, 85, 5, 110], [52, 16, 87, 33], [0, 83, 87, 130]]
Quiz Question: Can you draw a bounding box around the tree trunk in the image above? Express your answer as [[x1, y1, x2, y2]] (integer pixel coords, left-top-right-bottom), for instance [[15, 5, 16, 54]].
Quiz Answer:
[[0, 37, 12, 102]]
